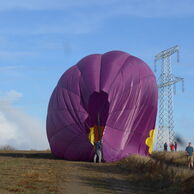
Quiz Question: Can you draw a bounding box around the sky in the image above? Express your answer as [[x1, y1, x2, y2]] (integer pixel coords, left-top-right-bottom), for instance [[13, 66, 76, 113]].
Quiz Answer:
[[0, 0, 194, 150]]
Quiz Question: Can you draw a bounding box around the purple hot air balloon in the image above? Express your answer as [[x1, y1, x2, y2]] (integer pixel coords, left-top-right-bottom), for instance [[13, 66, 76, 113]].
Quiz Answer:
[[46, 51, 158, 162]]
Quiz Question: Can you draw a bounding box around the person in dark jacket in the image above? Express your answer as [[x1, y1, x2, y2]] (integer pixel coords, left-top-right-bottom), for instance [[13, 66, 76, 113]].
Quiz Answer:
[[174, 142, 177, 151], [185, 142, 194, 168], [164, 142, 168, 151], [94, 140, 102, 163]]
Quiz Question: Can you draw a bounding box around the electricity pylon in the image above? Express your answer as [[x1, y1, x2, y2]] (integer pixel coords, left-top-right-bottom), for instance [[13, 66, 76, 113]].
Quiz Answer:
[[154, 45, 184, 150]]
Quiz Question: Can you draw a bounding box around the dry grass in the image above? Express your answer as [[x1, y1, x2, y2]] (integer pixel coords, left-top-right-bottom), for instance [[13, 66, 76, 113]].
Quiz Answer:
[[152, 151, 188, 167], [0, 150, 194, 193], [117, 152, 194, 193], [0, 150, 66, 193]]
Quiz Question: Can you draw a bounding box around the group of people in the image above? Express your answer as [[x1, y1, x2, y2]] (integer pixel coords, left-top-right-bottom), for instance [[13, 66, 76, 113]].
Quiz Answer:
[[163, 142, 177, 152], [164, 141, 194, 169]]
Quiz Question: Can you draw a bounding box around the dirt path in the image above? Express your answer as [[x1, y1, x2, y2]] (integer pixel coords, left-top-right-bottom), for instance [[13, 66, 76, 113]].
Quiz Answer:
[[64, 162, 98, 194], [62, 161, 153, 194]]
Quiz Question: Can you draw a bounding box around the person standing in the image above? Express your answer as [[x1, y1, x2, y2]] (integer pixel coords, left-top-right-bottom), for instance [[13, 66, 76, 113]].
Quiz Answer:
[[170, 143, 175, 152], [94, 140, 102, 163], [185, 142, 194, 168], [164, 142, 168, 151], [174, 142, 177, 151]]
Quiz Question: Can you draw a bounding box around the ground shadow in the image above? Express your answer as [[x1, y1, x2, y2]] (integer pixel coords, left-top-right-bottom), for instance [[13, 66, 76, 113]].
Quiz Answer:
[[0, 152, 62, 160], [79, 176, 130, 193], [78, 176, 154, 194], [76, 163, 128, 176]]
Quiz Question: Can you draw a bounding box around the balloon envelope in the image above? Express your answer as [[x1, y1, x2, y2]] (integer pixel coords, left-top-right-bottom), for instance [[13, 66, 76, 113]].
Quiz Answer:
[[46, 51, 158, 162]]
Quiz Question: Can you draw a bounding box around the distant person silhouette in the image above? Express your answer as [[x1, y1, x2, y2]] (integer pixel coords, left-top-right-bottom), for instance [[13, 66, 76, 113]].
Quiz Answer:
[[164, 142, 168, 151], [185, 142, 194, 168], [174, 142, 177, 151], [170, 143, 175, 152]]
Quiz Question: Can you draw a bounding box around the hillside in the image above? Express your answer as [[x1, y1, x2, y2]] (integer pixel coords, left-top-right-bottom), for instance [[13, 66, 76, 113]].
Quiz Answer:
[[0, 151, 193, 194]]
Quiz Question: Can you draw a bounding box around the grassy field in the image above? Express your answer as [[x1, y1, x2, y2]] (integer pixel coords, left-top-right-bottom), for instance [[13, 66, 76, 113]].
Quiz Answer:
[[0, 150, 193, 194]]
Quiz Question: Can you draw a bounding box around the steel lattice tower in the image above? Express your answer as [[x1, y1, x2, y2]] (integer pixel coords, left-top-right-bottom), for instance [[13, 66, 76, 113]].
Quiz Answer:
[[154, 45, 184, 150]]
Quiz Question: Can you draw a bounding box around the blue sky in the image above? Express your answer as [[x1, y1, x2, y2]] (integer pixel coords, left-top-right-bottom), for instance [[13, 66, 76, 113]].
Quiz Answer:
[[0, 0, 194, 149]]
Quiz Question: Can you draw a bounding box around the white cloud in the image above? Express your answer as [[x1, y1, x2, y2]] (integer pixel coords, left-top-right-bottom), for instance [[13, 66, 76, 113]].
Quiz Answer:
[[0, 0, 118, 11], [0, 112, 17, 141], [0, 0, 193, 17], [0, 90, 49, 150], [0, 14, 101, 35], [0, 51, 36, 57], [0, 0, 193, 37], [0, 65, 24, 72], [112, 0, 194, 18], [0, 90, 22, 103]]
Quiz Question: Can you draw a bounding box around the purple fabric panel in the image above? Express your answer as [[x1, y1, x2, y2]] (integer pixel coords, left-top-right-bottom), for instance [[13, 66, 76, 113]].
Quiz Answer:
[[102, 129, 122, 161], [79, 77, 92, 111], [50, 124, 92, 159], [102, 74, 158, 161], [77, 54, 101, 92], [64, 135, 94, 161], [49, 125, 81, 158], [46, 65, 90, 160], [57, 66, 81, 95], [100, 51, 130, 91], [47, 110, 87, 141], [47, 87, 88, 139], [104, 56, 141, 113], [76, 54, 101, 110]]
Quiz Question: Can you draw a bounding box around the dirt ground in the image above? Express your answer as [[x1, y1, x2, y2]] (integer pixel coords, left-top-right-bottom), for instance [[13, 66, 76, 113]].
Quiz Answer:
[[0, 151, 155, 194]]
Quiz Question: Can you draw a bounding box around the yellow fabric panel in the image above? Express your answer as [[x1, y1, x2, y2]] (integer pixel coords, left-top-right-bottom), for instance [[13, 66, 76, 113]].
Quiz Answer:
[[88, 127, 95, 145], [145, 129, 155, 154], [88, 125, 105, 145]]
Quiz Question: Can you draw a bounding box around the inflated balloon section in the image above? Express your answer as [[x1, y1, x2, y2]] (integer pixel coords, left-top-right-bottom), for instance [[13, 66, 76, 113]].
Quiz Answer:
[[46, 51, 158, 162]]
